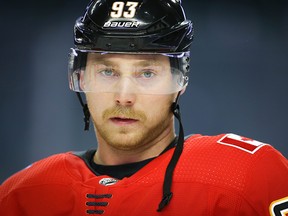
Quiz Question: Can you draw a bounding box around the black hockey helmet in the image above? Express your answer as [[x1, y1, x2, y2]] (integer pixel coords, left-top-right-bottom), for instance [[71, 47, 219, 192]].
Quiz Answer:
[[74, 0, 193, 52]]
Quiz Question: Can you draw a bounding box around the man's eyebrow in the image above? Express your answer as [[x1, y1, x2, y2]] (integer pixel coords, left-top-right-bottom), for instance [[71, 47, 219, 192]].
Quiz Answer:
[[134, 59, 161, 67], [94, 59, 116, 66], [90, 56, 162, 67], [88, 56, 118, 67]]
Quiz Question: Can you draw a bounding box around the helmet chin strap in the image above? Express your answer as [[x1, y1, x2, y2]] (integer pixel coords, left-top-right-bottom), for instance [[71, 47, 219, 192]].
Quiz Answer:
[[157, 91, 184, 212], [76, 91, 184, 211], [76, 92, 90, 131]]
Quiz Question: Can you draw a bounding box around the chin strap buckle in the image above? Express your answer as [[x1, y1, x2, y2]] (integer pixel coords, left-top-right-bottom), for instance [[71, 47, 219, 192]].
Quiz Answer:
[[157, 192, 173, 212]]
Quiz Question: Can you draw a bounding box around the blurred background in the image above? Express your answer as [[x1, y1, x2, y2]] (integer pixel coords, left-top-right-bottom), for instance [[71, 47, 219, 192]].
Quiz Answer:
[[0, 0, 287, 183]]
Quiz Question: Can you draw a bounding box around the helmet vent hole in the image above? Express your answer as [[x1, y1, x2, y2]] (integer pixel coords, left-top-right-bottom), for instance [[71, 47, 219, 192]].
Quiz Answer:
[[146, 20, 169, 33]]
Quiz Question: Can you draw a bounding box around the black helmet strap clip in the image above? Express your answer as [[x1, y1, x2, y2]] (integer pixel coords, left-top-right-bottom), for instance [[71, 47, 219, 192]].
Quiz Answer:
[[76, 92, 90, 131]]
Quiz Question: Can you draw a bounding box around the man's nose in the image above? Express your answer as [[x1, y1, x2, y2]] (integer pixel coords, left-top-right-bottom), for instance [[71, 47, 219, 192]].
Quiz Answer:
[[114, 77, 136, 106]]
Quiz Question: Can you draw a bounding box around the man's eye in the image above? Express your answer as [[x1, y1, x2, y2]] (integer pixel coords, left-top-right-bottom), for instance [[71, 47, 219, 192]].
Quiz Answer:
[[141, 71, 155, 78], [100, 69, 116, 77]]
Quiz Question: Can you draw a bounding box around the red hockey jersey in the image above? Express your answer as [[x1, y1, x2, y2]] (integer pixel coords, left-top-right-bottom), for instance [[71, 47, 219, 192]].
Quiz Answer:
[[1, 133, 288, 215]]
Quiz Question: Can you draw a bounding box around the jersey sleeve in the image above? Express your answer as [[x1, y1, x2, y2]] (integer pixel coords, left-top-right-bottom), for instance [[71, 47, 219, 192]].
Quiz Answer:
[[0, 184, 77, 216], [244, 145, 288, 215], [0, 153, 78, 216]]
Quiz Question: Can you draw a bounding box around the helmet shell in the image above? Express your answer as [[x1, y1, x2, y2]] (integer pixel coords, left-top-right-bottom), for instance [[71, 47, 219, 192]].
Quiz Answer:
[[74, 0, 193, 52]]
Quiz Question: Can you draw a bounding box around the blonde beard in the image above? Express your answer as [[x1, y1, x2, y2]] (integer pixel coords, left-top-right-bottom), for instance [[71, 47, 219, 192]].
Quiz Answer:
[[93, 105, 173, 151]]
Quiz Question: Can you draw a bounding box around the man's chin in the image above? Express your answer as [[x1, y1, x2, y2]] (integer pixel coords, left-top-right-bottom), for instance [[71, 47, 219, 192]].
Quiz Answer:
[[104, 133, 146, 151]]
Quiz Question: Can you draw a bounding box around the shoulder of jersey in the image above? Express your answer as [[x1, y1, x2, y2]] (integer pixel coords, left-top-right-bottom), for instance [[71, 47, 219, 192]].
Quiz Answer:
[[183, 133, 271, 156], [0, 152, 84, 195], [174, 133, 275, 191]]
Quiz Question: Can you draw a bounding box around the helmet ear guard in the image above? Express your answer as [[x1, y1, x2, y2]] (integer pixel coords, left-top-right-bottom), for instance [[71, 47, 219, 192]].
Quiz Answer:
[[68, 49, 87, 92]]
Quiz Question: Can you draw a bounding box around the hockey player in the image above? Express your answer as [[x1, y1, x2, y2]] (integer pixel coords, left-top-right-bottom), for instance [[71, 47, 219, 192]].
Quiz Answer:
[[1, 0, 288, 215]]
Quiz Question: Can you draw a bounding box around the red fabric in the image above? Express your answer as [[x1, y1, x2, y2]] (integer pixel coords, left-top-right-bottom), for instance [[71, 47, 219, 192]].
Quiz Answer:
[[1, 134, 288, 216]]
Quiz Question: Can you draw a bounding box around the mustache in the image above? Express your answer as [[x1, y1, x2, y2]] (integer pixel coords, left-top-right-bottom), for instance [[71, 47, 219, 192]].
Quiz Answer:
[[103, 106, 147, 121]]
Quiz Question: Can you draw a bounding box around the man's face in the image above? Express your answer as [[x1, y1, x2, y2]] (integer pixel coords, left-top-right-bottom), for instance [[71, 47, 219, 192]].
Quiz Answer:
[[85, 53, 176, 151]]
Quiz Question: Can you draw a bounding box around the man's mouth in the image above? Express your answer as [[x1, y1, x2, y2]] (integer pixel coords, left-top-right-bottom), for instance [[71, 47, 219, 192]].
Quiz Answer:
[[110, 117, 138, 125]]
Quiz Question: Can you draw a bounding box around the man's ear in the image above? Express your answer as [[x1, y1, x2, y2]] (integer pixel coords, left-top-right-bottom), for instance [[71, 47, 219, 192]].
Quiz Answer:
[[172, 87, 186, 102], [79, 70, 86, 91], [180, 86, 186, 95]]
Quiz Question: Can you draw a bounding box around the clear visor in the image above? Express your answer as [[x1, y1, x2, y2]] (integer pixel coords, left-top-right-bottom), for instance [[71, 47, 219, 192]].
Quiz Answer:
[[68, 49, 190, 95]]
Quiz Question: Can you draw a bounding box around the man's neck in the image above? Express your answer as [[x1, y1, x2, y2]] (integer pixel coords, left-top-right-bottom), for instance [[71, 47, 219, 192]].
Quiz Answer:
[[93, 128, 176, 165]]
